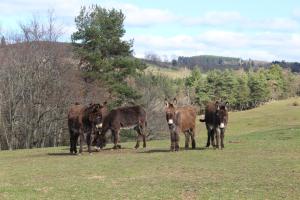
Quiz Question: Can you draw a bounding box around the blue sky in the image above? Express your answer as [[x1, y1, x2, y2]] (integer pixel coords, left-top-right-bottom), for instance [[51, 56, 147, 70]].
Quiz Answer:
[[1, 0, 300, 61]]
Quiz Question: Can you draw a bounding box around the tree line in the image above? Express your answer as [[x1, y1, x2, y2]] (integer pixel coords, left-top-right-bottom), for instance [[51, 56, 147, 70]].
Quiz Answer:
[[185, 65, 300, 110]]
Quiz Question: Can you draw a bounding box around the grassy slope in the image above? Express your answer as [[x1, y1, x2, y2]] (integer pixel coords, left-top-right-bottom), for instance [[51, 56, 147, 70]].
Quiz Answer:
[[1, 98, 300, 200], [145, 65, 191, 79]]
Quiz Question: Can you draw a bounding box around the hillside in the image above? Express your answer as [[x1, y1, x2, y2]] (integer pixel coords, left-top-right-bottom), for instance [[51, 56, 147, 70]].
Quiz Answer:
[[145, 64, 191, 79], [0, 42, 109, 104], [1, 98, 299, 199], [174, 55, 300, 72]]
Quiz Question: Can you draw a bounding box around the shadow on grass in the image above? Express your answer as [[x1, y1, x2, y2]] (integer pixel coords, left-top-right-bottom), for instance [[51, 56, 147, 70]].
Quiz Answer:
[[47, 152, 77, 156], [138, 147, 206, 153], [47, 146, 209, 156]]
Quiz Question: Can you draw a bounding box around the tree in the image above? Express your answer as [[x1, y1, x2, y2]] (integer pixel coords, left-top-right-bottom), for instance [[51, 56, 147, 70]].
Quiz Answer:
[[171, 59, 177, 66], [72, 5, 146, 106], [248, 69, 270, 107], [220, 69, 238, 105], [235, 70, 250, 110], [1, 36, 6, 47], [266, 64, 285, 99], [0, 14, 69, 150], [145, 52, 161, 63]]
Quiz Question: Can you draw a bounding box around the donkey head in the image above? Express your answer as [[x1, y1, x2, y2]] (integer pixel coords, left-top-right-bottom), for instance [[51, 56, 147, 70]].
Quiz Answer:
[[87, 101, 108, 129], [215, 101, 229, 129], [165, 98, 178, 130]]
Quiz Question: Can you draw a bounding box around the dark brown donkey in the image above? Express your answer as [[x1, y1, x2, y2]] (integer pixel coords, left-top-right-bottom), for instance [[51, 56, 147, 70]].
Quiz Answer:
[[165, 98, 197, 151], [68, 102, 108, 154], [95, 105, 147, 149], [200, 101, 229, 149]]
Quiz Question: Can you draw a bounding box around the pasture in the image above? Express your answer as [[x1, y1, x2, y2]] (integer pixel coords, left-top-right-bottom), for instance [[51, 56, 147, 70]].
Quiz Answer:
[[0, 98, 300, 200], [145, 65, 191, 79]]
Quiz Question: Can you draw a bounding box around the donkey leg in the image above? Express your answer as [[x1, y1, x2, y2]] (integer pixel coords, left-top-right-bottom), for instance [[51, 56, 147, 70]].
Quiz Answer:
[[221, 129, 225, 149], [140, 123, 147, 148], [134, 125, 145, 149], [170, 131, 175, 151], [206, 126, 211, 148], [184, 132, 190, 149], [142, 134, 146, 148], [210, 129, 216, 148], [69, 131, 74, 154], [113, 130, 121, 149], [175, 131, 180, 151], [135, 133, 142, 149], [190, 129, 196, 149], [215, 128, 220, 149], [86, 132, 92, 154], [79, 132, 84, 154], [73, 134, 79, 154], [143, 135, 147, 148]]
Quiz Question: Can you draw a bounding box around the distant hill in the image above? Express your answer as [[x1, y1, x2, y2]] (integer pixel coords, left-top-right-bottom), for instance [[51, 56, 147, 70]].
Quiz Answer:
[[144, 55, 300, 72]]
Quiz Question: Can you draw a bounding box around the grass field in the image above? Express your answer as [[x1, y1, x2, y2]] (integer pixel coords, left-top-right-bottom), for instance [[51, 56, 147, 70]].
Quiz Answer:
[[1, 98, 300, 199], [145, 65, 191, 79]]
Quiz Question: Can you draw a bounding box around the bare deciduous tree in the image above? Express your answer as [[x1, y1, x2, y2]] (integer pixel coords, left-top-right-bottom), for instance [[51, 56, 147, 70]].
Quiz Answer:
[[0, 13, 70, 150]]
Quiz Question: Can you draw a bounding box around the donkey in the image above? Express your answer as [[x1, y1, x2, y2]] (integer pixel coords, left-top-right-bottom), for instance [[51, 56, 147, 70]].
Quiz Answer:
[[200, 101, 229, 149], [95, 105, 147, 150], [68, 102, 108, 154], [165, 98, 197, 151]]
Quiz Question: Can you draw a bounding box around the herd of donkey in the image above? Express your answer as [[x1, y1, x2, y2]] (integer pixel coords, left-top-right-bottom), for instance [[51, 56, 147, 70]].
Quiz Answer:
[[68, 98, 229, 154]]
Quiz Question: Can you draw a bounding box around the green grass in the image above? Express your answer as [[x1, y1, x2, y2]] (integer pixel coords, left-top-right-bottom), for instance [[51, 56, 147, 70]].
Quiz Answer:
[[145, 65, 191, 79], [1, 98, 300, 199]]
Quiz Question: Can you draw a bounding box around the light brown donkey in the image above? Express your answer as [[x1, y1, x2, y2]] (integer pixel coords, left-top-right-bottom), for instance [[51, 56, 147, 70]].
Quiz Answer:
[[165, 98, 197, 151]]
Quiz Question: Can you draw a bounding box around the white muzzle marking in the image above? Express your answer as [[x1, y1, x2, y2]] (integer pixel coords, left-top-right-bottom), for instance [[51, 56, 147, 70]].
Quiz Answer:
[[96, 123, 102, 129], [220, 123, 225, 129], [168, 119, 174, 125]]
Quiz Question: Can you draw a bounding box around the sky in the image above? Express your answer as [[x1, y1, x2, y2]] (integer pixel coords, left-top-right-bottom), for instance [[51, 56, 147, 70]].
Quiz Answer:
[[0, 0, 300, 62]]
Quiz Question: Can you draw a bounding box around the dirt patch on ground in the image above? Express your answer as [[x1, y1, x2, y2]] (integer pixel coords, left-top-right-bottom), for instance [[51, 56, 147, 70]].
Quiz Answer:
[[181, 190, 197, 200]]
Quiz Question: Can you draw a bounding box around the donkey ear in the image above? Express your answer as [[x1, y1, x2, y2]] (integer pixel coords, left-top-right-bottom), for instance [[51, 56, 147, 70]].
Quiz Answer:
[[173, 98, 177, 105], [215, 101, 220, 110], [164, 98, 169, 107], [94, 104, 100, 110], [100, 101, 107, 107], [225, 101, 229, 110]]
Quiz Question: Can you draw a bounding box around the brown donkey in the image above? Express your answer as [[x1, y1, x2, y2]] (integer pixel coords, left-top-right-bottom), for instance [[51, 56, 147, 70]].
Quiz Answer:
[[95, 105, 147, 150], [200, 101, 229, 149], [165, 98, 197, 151], [68, 102, 108, 154]]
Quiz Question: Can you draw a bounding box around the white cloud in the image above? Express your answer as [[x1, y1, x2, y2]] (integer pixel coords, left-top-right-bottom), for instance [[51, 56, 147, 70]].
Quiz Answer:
[[1, 1, 299, 61], [293, 8, 300, 18], [183, 11, 243, 26], [132, 31, 300, 62], [199, 31, 250, 48], [0, 0, 83, 17], [100, 2, 176, 27], [249, 18, 300, 30]]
